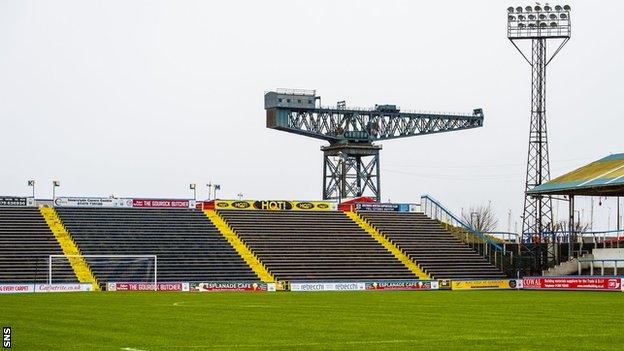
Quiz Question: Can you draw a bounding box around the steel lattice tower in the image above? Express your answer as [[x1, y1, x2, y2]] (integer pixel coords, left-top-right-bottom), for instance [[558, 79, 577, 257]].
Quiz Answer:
[[507, 4, 571, 270]]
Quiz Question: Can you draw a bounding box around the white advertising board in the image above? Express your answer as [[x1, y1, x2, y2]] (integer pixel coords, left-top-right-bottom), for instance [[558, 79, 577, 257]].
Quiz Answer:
[[34, 283, 94, 293], [0, 284, 35, 294], [54, 197, 132, 208], [290, 282, 366, 292]]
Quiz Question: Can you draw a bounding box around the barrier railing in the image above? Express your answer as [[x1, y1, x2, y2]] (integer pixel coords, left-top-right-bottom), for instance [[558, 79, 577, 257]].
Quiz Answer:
[[482, 231, 521, 244], [577, 259, 624, 276], [521, 230, 623, 246], [420, 195, 516, 277]]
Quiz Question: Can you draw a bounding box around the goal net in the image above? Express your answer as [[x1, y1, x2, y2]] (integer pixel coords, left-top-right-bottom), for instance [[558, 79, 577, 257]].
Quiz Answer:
[[48, 255, 157, 289]]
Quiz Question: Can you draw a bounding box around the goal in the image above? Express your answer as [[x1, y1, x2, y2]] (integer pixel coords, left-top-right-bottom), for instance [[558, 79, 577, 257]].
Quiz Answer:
[[48, 254, 158, 289]]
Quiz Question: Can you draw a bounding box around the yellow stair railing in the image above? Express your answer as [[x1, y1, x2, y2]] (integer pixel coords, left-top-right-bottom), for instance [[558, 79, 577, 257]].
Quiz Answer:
[[345, 211, 431, 280], [40, 207, 100, 290], [204, 210, 275, 283]]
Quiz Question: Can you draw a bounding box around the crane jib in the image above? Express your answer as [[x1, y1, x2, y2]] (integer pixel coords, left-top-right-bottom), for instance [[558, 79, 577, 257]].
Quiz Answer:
[[263, 89, 484, 201]]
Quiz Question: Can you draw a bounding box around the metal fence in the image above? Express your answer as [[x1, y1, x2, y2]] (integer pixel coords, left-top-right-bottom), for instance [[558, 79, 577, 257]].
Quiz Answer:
[[420, 195, 516, 277], [577, 259, 624, 276]]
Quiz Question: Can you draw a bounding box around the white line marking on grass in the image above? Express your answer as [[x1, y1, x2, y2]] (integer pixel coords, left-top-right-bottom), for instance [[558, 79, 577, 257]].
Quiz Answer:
[[121, 348, 147, 351], [155, 333, 617, 349], [172, 301, 273, 308], [160, 340, 422, 349]]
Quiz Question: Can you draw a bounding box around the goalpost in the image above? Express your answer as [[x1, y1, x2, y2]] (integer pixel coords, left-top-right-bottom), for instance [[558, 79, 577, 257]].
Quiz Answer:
[[48, 254, 158, 290]]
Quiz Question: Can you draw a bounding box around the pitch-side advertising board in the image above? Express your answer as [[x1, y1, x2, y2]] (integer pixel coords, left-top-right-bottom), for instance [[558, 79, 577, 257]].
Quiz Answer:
[[290, 282, 366, 292], [0, 283, 93, 294], [365, 280, 439, 291], [451, 279, 523, 290], [522, 277, 622, 291], [291, 280, 440, 292], [107, 282, 190, 291], [189, 281, 275, 292]]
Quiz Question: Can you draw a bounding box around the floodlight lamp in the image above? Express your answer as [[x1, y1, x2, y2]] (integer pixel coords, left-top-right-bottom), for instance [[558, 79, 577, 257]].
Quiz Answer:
[[534, 5, 542, 11], [544, 5, 552, 11], [539, 22, 547, 28], [518, 14, 526, 20], [528, 14, 536, 20], [550, 22, 558, 27], [560, 13, 567, 19], [528, 23, 536, 28], [518, 23, 526, 28], [508, 6, 515, 13], [549, 14, 557, 19], [525, 6, 532, 11], [539, 14, 546, 20], [555, 5, 562, 11], [508, 15, 516, 21], [563, 5, 571, 11]]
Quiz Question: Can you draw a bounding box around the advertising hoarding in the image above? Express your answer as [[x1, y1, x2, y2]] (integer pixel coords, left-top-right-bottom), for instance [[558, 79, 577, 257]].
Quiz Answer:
[[214, 200, 335, 211], [522, 277, 621, 291]]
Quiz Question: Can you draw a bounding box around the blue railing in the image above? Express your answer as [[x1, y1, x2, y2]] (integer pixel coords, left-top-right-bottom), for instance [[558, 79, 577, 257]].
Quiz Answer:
[[420, 194, 517, 277], [420, 194, 503, 250]]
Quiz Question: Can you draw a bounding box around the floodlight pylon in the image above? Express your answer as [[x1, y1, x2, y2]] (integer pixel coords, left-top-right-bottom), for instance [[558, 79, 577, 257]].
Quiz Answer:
[[507, 4, 571, 273]]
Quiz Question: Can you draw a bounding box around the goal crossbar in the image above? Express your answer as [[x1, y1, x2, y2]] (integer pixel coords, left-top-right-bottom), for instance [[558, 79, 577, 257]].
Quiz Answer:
[[48, 254, 158, 289]]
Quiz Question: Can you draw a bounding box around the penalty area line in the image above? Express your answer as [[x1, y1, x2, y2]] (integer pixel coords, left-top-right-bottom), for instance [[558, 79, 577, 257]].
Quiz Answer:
[[153, 332, 618, 349]]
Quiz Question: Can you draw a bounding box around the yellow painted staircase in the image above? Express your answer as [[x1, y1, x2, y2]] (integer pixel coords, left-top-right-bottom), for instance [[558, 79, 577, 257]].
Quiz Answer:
[[345, 211, 431, 280], [40, 207, 100, 290], [204, 210, 275, 283]]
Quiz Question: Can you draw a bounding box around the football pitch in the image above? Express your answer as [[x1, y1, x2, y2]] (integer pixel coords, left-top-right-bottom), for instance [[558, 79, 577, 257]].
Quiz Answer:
[[2, 290, 623, 350]]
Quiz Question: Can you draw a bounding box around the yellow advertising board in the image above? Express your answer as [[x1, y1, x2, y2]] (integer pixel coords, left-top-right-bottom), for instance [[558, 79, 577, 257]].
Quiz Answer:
[[451, 279, 519, 290], [213, 200, 335, 211]]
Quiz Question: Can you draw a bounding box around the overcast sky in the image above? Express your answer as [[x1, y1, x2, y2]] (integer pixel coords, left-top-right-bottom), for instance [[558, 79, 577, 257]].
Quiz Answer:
[[1, 0, 623, 231]]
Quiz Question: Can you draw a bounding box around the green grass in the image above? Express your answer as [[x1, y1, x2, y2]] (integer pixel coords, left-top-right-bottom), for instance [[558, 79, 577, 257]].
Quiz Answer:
[[2, 290, 623, 350]]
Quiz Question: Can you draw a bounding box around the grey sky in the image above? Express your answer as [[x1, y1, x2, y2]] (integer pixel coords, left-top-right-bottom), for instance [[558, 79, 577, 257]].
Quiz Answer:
[[1, 0, 623, 230]]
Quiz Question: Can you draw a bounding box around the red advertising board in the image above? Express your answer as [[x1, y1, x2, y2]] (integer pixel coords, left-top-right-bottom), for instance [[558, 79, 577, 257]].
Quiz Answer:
[[108, 282, 188, 291], [523, 277, 622, 291], [132, 199, 190, 208]]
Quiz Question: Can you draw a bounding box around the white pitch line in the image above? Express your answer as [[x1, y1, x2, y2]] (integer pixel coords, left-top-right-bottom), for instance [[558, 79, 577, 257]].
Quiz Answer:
[[577, 164, 624, 187], [172, 302, 275, 309], [155, 332, 618, 349], [159, 340, 423, 349], [121, 348, 147, 351]]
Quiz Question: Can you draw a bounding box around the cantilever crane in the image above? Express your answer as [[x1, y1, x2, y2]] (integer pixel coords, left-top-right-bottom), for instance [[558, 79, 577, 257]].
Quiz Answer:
[[264, 89, 484, 201]]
